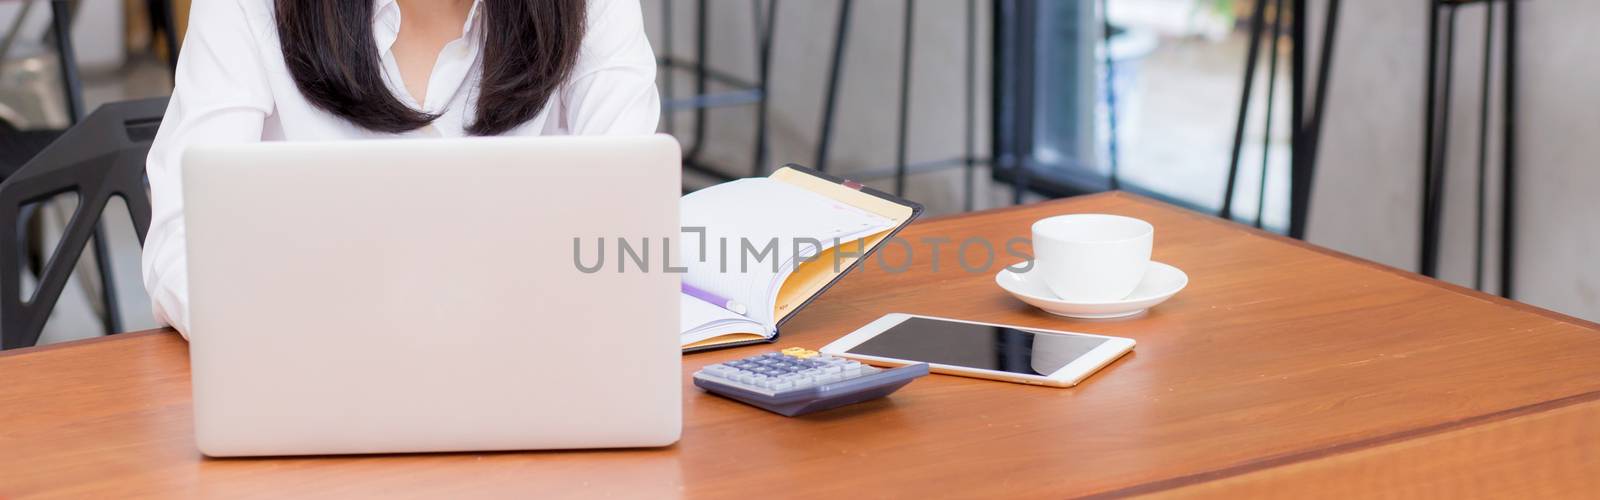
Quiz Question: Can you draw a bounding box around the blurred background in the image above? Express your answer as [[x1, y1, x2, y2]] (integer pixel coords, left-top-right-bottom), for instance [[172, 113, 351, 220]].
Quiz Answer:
[[2, 0, 1596, 346]]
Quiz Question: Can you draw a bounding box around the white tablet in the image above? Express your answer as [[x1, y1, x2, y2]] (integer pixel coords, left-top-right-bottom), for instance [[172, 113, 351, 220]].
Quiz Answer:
[[820, 313, 1135, 387]]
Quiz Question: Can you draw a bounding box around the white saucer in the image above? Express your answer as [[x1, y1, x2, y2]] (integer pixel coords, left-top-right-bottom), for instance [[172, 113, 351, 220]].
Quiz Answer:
[[995, 261, 1188, 319]]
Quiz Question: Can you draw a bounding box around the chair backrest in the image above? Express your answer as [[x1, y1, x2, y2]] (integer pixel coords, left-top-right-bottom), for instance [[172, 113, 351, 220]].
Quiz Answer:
[[0, 97, 167, 349]]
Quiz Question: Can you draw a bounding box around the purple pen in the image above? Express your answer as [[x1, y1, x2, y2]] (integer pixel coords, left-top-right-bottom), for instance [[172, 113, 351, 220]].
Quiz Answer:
[[682, 283, 749, 316]]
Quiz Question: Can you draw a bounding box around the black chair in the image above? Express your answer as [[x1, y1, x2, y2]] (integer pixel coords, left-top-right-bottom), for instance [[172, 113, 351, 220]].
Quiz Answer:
[[0, 98, 165, 350], [658, 0, 778, 182], [0, 0, 177, 349], [814, 1, 986, 208], [0, 123, 64, 277], [1419, 0, 1517, 297], [0, 128, 64, 179]]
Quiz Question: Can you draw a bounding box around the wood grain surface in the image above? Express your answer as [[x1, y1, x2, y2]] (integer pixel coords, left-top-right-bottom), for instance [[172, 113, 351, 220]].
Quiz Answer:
[[3, 193, 1598, 499], [1153, 394, 1600, 499]]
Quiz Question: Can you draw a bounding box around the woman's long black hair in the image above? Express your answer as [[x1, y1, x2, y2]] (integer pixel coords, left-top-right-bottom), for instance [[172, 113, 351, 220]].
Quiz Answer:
[[274, 0, 586, 136]]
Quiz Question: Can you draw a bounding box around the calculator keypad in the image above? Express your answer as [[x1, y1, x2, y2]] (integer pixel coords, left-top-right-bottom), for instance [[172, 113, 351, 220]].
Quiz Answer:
[[698, 350, 879, 394], [693, 347, 929, 416]]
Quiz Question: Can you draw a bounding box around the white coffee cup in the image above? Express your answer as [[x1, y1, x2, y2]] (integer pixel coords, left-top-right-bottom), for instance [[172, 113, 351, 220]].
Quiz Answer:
[[1030, 214, 1153, 302]]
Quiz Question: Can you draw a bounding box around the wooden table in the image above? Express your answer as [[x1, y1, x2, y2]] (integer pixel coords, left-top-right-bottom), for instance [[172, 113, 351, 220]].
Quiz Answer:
[[4, 193, 1599, 498]]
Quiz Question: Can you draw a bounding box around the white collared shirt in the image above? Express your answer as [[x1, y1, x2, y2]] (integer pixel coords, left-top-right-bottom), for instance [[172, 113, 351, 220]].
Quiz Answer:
[[142, 0, 661, 337]]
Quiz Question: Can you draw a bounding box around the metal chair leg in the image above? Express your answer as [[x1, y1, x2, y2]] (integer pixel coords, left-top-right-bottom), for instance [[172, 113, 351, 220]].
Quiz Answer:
[[661, 0, 674, 136], [752, 0, 777, 176], [1100, 0, 1120, 191], [814, 0, 853, 174], [49, 0, 84, 123], [91, 222, 122, 334], [1420, 1, 1440, 274], [1255, 0, 1285, 229], [660, 0, 779, 183], [1290, 0, 1306, 214], [686, 0, 709, 162], [1472, 0, 1496, 290], [1500, 0, 1517, 298], [892, 0, 914, 196], [1221, 0, 1271, 220], [1286, 0, 1339, 240], [963, 0, 977, 211], [1421, 2, 1458, 278]]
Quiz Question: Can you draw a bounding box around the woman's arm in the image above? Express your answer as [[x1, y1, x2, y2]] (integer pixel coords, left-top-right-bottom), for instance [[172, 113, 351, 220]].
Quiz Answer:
[[142, 0, 275, 338], [561, 0, 661, 135]]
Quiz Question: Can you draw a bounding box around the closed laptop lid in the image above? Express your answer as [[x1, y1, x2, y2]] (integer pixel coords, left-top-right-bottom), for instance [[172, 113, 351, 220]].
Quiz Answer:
[[181, 135, 682, 456]]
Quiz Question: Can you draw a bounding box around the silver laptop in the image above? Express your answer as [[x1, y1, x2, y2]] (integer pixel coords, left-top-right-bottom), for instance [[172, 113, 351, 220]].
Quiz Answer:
[[181, 135, 682, 457]]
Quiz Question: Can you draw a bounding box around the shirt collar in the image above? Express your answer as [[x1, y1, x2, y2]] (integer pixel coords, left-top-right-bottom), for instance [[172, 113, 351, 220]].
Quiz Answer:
[[460, 0, 484, 38], [372, 0, 485, 54]]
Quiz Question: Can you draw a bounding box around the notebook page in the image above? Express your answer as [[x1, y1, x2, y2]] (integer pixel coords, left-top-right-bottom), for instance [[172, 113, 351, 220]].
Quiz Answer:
[[755, 223, 890, 322], [680, 178, 894, 327], [680, 293, 766, 344]]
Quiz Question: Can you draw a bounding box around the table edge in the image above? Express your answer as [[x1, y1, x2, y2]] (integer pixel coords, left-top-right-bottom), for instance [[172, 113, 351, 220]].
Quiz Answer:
[[0, 329, 173, 359], [1100, 192, 1600, 333], [1091, 387, 1600, 498], [8, 192, 1593, 361], [6, 192, 1600, 497]]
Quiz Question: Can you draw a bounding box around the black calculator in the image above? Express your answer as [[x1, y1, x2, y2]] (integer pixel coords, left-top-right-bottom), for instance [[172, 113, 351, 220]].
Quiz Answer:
[[692, 347, 929, 416]]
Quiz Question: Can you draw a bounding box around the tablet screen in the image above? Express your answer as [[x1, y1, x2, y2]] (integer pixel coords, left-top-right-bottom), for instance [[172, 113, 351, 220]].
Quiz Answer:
[[844, 317, 1109, 376]]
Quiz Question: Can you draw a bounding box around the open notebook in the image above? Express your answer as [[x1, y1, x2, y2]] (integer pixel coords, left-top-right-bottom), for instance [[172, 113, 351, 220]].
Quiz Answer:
[[679, 165, 922, 352]]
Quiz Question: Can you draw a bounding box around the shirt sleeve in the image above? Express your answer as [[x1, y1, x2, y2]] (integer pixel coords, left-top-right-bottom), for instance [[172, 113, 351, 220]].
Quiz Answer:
[[562, 0, 661, 135], [141, 0, 275, 338]]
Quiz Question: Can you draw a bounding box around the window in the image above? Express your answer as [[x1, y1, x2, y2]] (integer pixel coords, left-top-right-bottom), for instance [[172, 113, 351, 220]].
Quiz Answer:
[[993, 0, 1290, 230]]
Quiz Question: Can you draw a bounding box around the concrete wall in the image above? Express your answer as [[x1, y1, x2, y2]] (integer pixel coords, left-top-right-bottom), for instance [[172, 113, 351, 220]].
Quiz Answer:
[[659, 0, 1600, 321], [642, 0, 1013, 215], [1306, 0, 1600, 320]]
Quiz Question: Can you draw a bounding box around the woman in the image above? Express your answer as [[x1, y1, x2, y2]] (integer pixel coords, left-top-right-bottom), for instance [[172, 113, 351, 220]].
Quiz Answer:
[[141, 0, 659, 337]]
